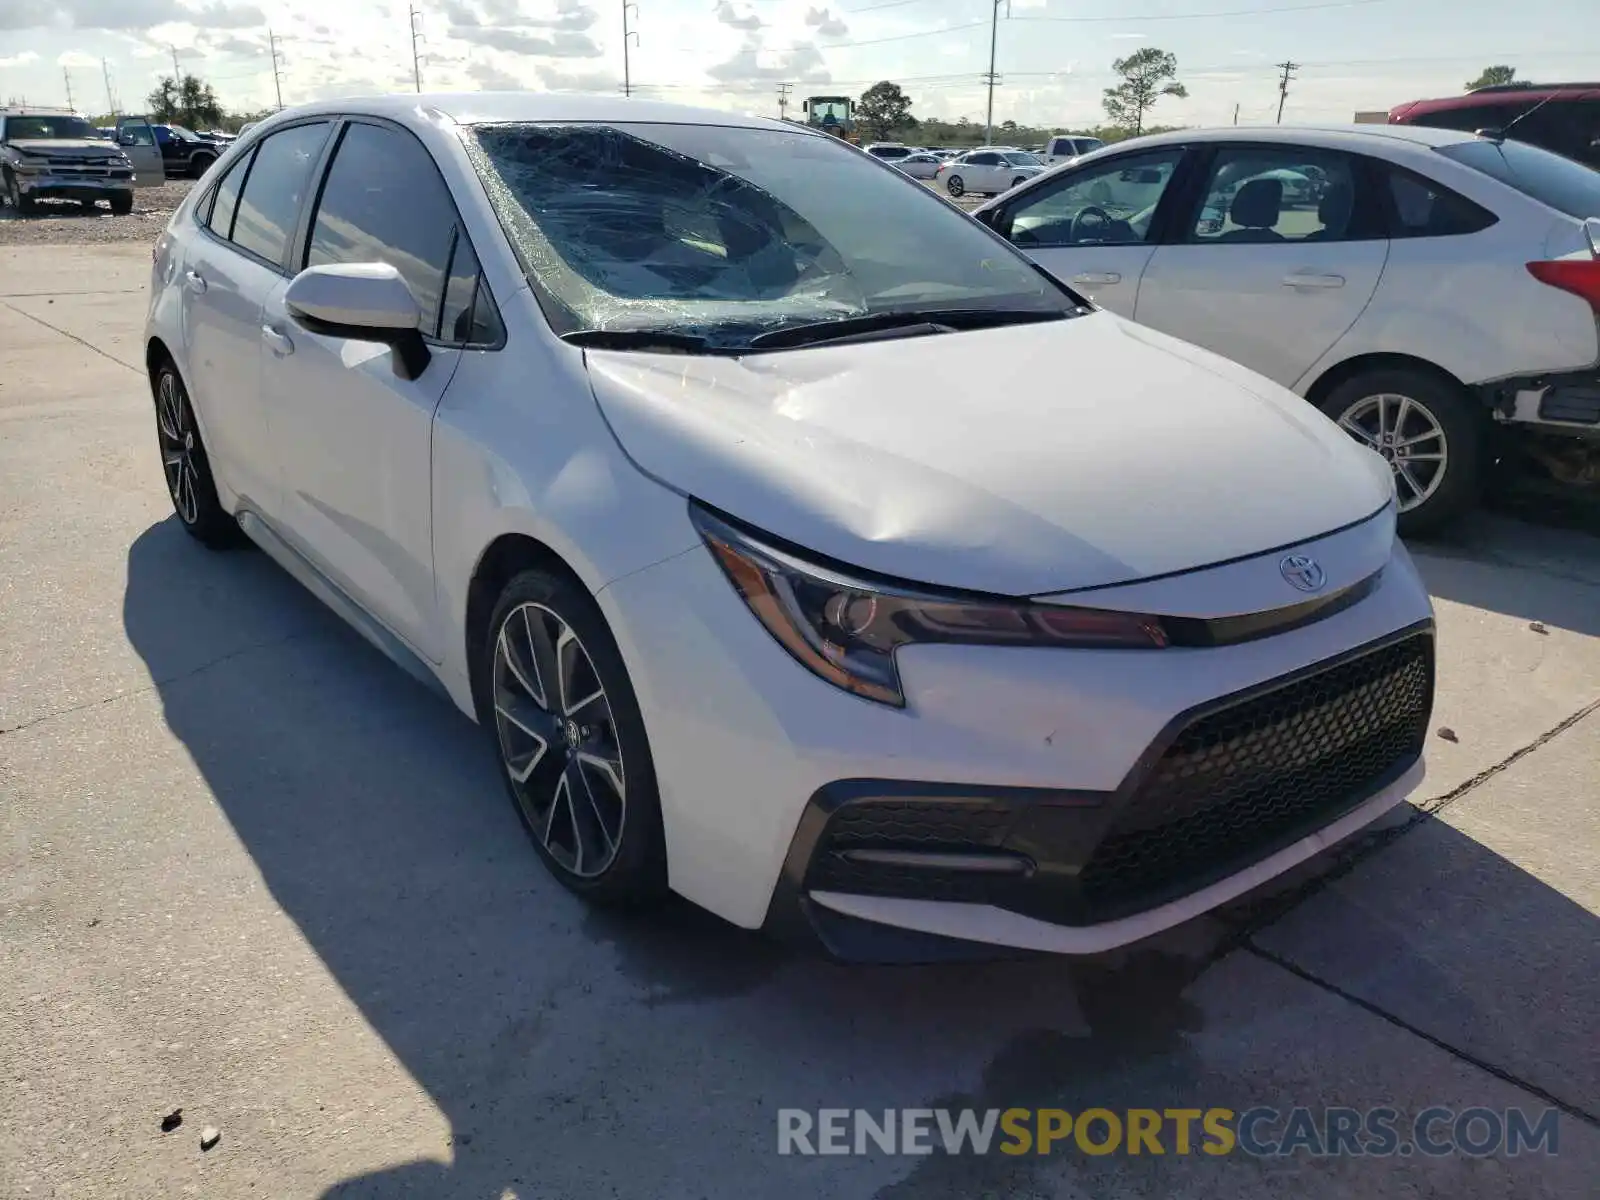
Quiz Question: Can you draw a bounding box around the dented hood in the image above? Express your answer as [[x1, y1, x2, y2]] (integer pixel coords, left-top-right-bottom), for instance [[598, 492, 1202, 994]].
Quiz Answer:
[[585, 313, 1393, 595]]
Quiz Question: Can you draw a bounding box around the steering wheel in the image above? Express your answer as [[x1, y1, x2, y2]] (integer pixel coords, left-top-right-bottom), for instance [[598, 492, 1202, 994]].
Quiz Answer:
[[1069, 205, 1113, 243]]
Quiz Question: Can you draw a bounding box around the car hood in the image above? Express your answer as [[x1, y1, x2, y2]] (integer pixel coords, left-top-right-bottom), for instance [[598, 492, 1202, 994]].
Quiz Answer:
[[8, 139, 118, 156], [584, 313, 1393, 596]]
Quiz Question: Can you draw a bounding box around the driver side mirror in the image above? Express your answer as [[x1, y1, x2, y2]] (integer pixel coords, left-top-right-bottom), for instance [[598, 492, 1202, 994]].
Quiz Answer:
[[285, 263, 432, 381]]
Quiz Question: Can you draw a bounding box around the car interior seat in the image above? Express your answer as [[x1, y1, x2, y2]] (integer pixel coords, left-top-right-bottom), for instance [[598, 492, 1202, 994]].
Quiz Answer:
[[1218, 178, 1285, 242]]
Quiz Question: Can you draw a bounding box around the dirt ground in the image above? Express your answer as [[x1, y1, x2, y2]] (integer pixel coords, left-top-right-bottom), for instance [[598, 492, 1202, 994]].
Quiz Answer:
[[0, 180, 194, 247]]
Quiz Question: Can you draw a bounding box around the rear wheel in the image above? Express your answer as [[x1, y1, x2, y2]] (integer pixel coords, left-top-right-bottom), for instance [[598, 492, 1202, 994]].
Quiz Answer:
[[946, 174, 965, 197], [1317, 367, 1485, 536], [4, 170, 38, 215], [1010, 175, 1027, 190], [189, 152, 216, 177], [152, 360, 241, 548], [110, 192, 133, 215], [483, 568, 667, 906]]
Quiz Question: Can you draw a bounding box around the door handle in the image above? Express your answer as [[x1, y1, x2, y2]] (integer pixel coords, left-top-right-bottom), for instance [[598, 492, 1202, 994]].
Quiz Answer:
[[261, 325, 294, 355], [183, 269, 207, 295], [1282, 272, 1345, 289], [1072, 271, 1122, 285]]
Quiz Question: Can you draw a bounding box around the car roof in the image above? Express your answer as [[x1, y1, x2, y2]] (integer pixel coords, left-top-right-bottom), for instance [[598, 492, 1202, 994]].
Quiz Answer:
[[1402, 83, 1600, 113], [255, 91, 796, 133], [1097, 123, 1481, 152]]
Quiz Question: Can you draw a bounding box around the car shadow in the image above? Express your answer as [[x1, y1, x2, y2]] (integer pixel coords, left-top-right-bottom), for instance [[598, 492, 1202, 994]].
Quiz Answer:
[[121, 517, 1599, 1198], [1407, 510, 1600, 638]]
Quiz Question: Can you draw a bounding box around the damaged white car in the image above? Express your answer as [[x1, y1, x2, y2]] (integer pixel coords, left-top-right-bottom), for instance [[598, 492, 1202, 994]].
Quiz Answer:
[[145, 94, 1435, 959]]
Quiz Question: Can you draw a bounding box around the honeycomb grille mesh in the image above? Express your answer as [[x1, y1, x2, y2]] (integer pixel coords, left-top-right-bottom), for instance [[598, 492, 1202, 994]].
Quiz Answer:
[[1079, 634, 1432, 909]]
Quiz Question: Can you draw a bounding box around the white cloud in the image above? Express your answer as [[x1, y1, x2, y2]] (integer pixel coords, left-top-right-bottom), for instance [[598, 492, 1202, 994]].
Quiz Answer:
[[707, 37, 825, 83], [714, 2, 763, 32], [0, 51, 42, 67], [448, 25, 601, 56], [467, 58, 531, 89], [803, 7, 847, 38], [57, 50, 100, 67], [537, 62, 619, 92], [0, 1, 265, 30], [1109, 32, 1147, 39], [444, 0, 597, 32]]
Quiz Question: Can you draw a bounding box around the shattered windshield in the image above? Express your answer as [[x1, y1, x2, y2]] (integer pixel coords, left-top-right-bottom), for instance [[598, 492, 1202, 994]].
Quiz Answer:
[[463, 121, 1070, 347]]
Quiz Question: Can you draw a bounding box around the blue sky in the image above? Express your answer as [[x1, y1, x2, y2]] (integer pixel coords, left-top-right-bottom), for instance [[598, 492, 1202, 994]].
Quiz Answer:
[[2, 0, 1597, 129]]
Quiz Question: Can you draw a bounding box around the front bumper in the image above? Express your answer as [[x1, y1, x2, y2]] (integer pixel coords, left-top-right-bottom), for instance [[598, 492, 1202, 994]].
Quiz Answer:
[[597, 518, 1435, 954], [767, 624, 1431, 958], [15, 172, 134, 202]]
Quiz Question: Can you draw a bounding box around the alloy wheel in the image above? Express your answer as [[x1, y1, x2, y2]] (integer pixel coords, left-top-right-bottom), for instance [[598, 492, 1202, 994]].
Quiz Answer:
[[492, 602, 626, 879], [947, 175, 965, 197], [1335, 392, 1449, 513], [156, 371, 202, 525]]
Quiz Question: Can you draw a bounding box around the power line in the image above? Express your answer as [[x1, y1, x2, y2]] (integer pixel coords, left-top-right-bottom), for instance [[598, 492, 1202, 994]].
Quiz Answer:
[[409, 5, 424, 93], [1275, 58, 1299, 122], [622, 0, 639, 97], [269, 29, 285, 109]]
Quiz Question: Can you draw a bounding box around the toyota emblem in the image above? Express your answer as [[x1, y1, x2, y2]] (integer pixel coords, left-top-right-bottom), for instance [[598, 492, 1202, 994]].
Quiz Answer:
[[1279, 554, 1326, 593]]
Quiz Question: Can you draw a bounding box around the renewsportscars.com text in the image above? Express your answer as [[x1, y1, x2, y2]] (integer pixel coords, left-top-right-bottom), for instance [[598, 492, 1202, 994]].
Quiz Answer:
[[777, 1106, 1560, 1158]]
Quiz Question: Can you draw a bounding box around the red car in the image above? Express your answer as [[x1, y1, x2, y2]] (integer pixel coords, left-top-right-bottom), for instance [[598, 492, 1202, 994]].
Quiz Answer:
[[1388, 82, 1600, 168]]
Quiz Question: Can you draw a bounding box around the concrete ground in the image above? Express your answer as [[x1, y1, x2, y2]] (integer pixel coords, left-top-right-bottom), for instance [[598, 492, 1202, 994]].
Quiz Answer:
[[1, 243, 1596, 1199]]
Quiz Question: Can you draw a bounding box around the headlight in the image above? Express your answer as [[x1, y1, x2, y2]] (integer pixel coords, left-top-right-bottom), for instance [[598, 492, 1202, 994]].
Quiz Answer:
[[689, 502, 1168, 708], [10, 155, 43, 175]]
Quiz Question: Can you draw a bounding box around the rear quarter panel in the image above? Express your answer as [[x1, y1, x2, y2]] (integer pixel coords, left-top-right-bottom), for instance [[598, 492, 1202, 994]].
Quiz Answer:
[[1297, 151, 1600, 392]]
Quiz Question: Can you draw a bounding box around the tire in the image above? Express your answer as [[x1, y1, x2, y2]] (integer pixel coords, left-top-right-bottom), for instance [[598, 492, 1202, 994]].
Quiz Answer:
[[189, 153, 216, 178], [1010, 176, 1027, 191], [1316, 366, 1486, 537], [110, 192, 133, 215], [482, 567, 668, 906], [4, 170, 39, 215], [151, 359, 242, 548], [946, 174, 965, 197]]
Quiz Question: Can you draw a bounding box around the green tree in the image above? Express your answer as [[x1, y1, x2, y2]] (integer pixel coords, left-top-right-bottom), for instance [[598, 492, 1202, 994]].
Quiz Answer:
[[145, 74, 223, 128], [857, 80, 913, 141], [1102, 47, 1187, 137], [1465, 65, 1516, 90]]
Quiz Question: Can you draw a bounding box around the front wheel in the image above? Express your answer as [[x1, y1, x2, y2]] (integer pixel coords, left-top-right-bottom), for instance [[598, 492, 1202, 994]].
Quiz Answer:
[[1010, 176, 1027, 190], [110, 192, 133, 215], [1317, 367, 1485, 536], [945, 174, 965, 197], [483, 568, 667, 906], [189, 154, 216, 178], [4, 170, 38, 215]]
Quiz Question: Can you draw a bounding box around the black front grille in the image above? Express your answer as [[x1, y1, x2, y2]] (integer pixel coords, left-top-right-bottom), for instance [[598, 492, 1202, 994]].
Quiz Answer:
[[799, 631, 1434, 925], [1079, 633, 1432, 912]]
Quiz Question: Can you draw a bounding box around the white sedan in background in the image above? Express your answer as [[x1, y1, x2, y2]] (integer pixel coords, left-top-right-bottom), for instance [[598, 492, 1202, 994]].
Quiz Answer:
[[935, 148, 1046, 197], [976, 124, 1600, 532], [892, 152, 944, 180]]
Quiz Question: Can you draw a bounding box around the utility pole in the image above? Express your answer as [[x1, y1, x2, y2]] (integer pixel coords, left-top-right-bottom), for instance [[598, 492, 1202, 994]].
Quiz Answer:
[[409, 6, 424, 93], [102, 58, 117, 115], [170, 45, 182, 81], [1233, 101, 1240, 126], [1275, 60, 1299, 124], [622, 1, 639, 98], [63, 67, 75, 111], [269, 29, 285, 110], [776, 80, 792, 121], [982, 0, 1009, 145]]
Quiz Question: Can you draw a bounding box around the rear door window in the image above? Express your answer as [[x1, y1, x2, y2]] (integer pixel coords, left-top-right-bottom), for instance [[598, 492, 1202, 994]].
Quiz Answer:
[[1188, 146, 1373, 243], [204, 147, 253, 239], [1436, 137, 1600, 219], [229, 121, 331, 267]]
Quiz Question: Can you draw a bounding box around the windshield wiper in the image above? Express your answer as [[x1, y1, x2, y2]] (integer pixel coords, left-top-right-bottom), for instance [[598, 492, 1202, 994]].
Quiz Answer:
[[747, 307, 1070, 350], [561, 329, 726, 355]]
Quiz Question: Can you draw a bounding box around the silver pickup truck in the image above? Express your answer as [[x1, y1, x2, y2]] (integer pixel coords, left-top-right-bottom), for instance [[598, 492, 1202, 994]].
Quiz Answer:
[[1, 107, 165, 214]]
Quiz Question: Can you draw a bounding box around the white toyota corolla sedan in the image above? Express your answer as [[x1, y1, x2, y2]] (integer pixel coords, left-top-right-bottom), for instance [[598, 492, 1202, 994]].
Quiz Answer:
[[145, 94, 1434, 959]]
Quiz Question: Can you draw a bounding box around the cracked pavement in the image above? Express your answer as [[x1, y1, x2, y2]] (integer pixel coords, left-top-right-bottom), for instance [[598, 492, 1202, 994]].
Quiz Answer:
[[1, 244, 1597, 1198]]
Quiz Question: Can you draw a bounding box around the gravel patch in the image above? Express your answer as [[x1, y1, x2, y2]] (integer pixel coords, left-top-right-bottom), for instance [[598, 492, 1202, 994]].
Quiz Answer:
[[0, 180, 194, 247]]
